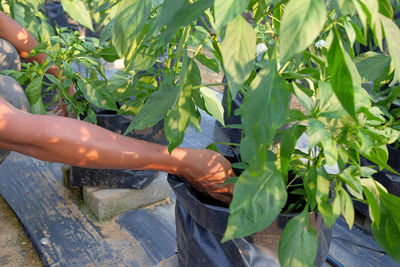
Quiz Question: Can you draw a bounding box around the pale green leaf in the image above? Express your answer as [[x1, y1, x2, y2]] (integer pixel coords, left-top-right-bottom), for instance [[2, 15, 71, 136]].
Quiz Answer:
[[354, 51, 391, 82], [126, 85, 180, 132], [279, 0, 327, 61], [292, 82, 313, 113], [280, 125, 306, 177], [371, 188, 400, 263], [214, 0, 250, 32], [328, 33, 356, 119], [25, 76, 45, 114], [278, 207, 318, 267], [165, 58, 199, 152], [200, 87, 225, 126], [316, 168, 339, 227], [380, 14, 400, 84], [61, 0, 94, 31], [240, 61, 290, 162], [112, 0, 151, 57], [221, 15, 256, 98], [223, 160, 287, 241], [157, 0, 213, 35], [76, 79, 117, 111], [340, 188, 355, 229]]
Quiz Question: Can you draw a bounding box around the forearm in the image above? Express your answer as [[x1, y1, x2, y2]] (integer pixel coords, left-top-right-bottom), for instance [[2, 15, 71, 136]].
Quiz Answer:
[[0, 11, 58, 76], [0, 110, 185, 174]]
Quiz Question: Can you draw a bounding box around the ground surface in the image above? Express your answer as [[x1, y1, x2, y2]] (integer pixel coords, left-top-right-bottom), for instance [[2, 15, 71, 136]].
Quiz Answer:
[[0, 196, 42, 266]]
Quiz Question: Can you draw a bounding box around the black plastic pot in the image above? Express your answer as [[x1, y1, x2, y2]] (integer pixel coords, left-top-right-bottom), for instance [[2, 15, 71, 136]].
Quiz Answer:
[[356, 145, 400, 220], [359, 145, 400, 197], [168, 175, 332, 267], [216, 78, 243, 145], [70, 114, 167, 189]]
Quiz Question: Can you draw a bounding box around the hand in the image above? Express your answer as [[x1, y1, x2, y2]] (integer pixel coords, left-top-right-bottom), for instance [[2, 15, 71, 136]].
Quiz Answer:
[[177, 149, 235, 205]]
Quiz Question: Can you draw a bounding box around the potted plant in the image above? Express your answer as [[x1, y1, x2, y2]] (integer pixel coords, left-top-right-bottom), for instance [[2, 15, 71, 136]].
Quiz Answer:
[[3, 0, 400, 265], [99, 0, 400, 265], [107, 1, 400, 266]]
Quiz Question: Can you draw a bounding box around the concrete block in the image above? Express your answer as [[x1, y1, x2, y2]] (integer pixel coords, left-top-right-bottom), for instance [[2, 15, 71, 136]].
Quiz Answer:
[[83, 171, 170, 220]]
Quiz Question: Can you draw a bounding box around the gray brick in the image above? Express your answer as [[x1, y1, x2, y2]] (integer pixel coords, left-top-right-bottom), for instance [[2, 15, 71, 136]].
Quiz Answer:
[[83, 171, 170, 220]]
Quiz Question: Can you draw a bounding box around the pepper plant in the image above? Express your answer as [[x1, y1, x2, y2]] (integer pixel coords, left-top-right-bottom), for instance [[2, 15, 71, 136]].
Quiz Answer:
[[105, 0, 400, 265], [3, 0, 400, 266]]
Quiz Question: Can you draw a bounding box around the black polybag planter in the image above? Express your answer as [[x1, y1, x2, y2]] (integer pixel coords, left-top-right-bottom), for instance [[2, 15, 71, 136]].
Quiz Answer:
[[365, 145, 400, 196], [168, 175, 332, 267], [70, 114, 168, 189], [356, 145, 400, 219]]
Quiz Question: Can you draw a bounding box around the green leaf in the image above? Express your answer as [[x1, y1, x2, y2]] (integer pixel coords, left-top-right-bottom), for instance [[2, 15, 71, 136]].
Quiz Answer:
[[307, 118, 338, 166], [200, 87, 225, 126], [279, 0, 327, 61], [304, 165, 318, 210], [112, 0, 151, 57], [316, 168, 339, 227], [84, 107, 97, 124], [126, 85, 180, 132], [371, 188, 400, 263], [98, 46, 120, 63], [157, 0, 214, 35], [378, 0, 394, 19], [328, 33, 356, 119], [344, 21, 356, 48], [126, 46, 158, 72], [108, 70, 133, 100], [76, 78, 117, 111], [354, 51, 391, 82], [118, 99, 144, 116], [278, 207, 318, 267], [360, 145, 395, 172], [221, 15, 256, 98], [338, 167, 363, 198], [25, 76, 45, 114], [380, 14, 400, 84], [63, 62, 73, 79], [292, 82, 313, 113], [340, 188, 355, 229], [189, 105, 202, 132], [280, 124, 306, 177], [240, 61, 290, 162], [61, 0, 93, 31], [214, 0, 250, 32], [165, 58, 198, 152], [195, 53, 219, 73], [206, 143, 219, 152], [45, 74, 63, 88], [362, 178, 382, 225], [223, 160, 287, 241], [331, 0, 355, 17], [317, 81, 334, 108], [100, 19, 115, 43]]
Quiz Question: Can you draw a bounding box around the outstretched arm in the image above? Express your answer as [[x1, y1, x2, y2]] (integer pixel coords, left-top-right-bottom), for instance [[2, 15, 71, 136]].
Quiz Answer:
[[0, 98, 234, 204]]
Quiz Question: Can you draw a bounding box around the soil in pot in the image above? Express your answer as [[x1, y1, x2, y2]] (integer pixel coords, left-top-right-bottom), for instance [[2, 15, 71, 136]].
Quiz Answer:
[[167, 174, 332, 267]]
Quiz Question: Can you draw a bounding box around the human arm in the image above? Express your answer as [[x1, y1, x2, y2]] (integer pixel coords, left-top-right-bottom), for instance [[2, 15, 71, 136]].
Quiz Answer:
[[0, 97, 234, 204], [0, 11, 59, 76], [0, 11, 74, 108]]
